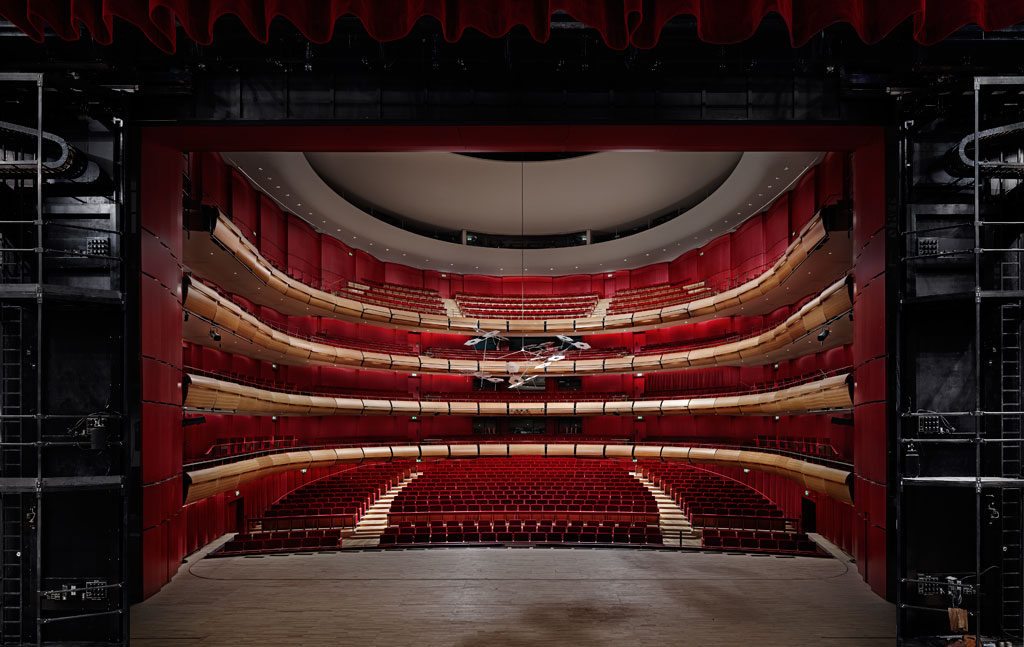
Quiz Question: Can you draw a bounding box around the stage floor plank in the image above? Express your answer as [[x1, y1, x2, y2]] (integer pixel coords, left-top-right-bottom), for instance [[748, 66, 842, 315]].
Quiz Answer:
[[131, 546, 893, 646]]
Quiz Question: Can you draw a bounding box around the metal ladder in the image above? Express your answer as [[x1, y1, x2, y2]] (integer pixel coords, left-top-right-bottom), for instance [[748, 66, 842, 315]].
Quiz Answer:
[[1000, 301, 1023, 640], [0, 304, 24, 646]]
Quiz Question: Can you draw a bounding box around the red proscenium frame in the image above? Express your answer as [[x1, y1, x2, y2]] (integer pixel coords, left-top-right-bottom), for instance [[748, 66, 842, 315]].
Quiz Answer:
[[139, 125, 887, 598]]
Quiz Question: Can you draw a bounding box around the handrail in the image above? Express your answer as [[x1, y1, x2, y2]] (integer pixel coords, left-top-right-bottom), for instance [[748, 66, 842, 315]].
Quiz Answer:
[[185, 207, 847, 334], [183, 273, 853, 377], [183, 439, 854, 473], [183, 371, 853, 417]]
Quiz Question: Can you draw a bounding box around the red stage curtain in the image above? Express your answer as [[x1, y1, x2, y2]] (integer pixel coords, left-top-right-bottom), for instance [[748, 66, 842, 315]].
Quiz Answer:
[[2, 1, 1022, 53]]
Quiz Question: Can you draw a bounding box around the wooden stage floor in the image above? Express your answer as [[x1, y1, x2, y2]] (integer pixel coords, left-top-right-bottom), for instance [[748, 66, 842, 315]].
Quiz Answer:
[[132, 543, 894, 646]]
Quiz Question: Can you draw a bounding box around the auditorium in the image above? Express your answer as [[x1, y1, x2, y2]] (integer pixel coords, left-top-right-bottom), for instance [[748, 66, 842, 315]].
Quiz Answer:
[[0, 3, 1023, 646]]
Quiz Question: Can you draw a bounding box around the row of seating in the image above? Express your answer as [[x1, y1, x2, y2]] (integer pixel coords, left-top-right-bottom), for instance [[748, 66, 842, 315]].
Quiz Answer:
[[637, 462, 786, 525], [216, 528, 344, 556], [380, 519, 662, 545], [199, 435, 299, 459], [389, 459, 657, 518], [607, 282, 713, 314], [701, 528, 822, 556], [454, 293, 598, 319], [339, 280, 447, 315], [259, 462, 414, 530], [755, 435, 844, 460]]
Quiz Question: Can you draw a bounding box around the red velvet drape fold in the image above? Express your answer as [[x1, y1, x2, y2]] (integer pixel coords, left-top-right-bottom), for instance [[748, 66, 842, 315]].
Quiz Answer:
[[1, 0, 1022, 53]]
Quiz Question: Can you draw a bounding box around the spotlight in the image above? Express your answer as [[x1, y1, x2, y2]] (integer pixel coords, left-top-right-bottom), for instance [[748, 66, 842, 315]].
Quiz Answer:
[[209, 329, 221, 342], [271, 415, 277, 421], [271, 363, 278, 370], [743, 468, 750, 474], [234, 490, 241, 497], [300, 468, 307, 474], [772, 363, 779, 370], [817, 327, 831, 343]]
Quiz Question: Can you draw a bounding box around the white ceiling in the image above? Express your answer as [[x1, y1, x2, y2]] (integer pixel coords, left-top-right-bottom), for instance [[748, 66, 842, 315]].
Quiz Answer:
[[223, 150, 822, 276], [303, 151, 743, 236]]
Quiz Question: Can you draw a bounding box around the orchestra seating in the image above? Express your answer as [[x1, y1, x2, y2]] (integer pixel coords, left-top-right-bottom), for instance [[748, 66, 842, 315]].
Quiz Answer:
[[700, 528, 821, 556], [637, 462, 783, 523], [607, 281, 713, 314], [637, 461, 824, 556], [381, 458, 662, 546], [336, 280, 446, 315], [380, 519, 661, 545], [216, 529, 344, 556], [455, 292, 598, 319]]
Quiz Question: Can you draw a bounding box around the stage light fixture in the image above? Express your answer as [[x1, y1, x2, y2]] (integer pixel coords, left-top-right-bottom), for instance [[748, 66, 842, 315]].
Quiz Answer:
[[817, 327, 831, 342], [209, 328, 221, 342]]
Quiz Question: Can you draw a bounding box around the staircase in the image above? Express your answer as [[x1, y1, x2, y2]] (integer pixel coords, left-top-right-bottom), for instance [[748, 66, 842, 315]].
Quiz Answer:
[[343, 472, 420, 548], [443, 298, 462, 318], [591, 298, 612, 317], [631, 471, 701, 548]]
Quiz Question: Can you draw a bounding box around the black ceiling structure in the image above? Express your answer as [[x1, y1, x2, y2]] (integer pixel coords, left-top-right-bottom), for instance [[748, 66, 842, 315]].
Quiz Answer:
[[1, 9, 1024, 647]]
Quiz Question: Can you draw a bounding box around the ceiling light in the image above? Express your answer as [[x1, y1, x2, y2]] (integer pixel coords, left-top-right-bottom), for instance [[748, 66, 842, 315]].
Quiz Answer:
[[275, 185, 281, 189], [257, 167, 263, 171]]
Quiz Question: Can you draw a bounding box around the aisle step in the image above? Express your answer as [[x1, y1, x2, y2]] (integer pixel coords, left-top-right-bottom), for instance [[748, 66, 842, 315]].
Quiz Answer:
[[344, 472, 420, 548], [631, 471, 702, 548]]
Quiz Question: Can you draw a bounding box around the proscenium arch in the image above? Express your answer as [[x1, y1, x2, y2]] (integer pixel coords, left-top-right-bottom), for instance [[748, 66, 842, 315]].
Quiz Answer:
[[183, 444, 854, 506]]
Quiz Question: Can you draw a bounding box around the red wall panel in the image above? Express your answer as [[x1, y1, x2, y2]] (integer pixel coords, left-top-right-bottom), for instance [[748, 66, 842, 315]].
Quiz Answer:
[[764, 194, 791, 260], [287, 215, 321, 286], [230, 169, 259, 244], [354, 250, 384, 283], [818, 152, 847, 207], [385, 262, 424, 288], [258, 196, 287, 267], [198, 152, 229, 212], [790, 166, 818, 232]]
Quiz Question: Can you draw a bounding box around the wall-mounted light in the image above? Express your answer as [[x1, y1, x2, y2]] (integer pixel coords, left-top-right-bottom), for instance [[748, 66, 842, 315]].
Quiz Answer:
[[271, 363, 278, 370], [636, 415, 644, 421], [271, 415, 278, 421], [773, 415, 780, 421], [411, 416, 418, 421], [817, 327, 831, 342], [804, 490, 811, 496], [209, 328, 221, 342], [743, 468, 750, 474], [234, 490, 241, 496], [410, 373, 418, 378], [300, 468, 307, 474], [635, 372, 643, 377]]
